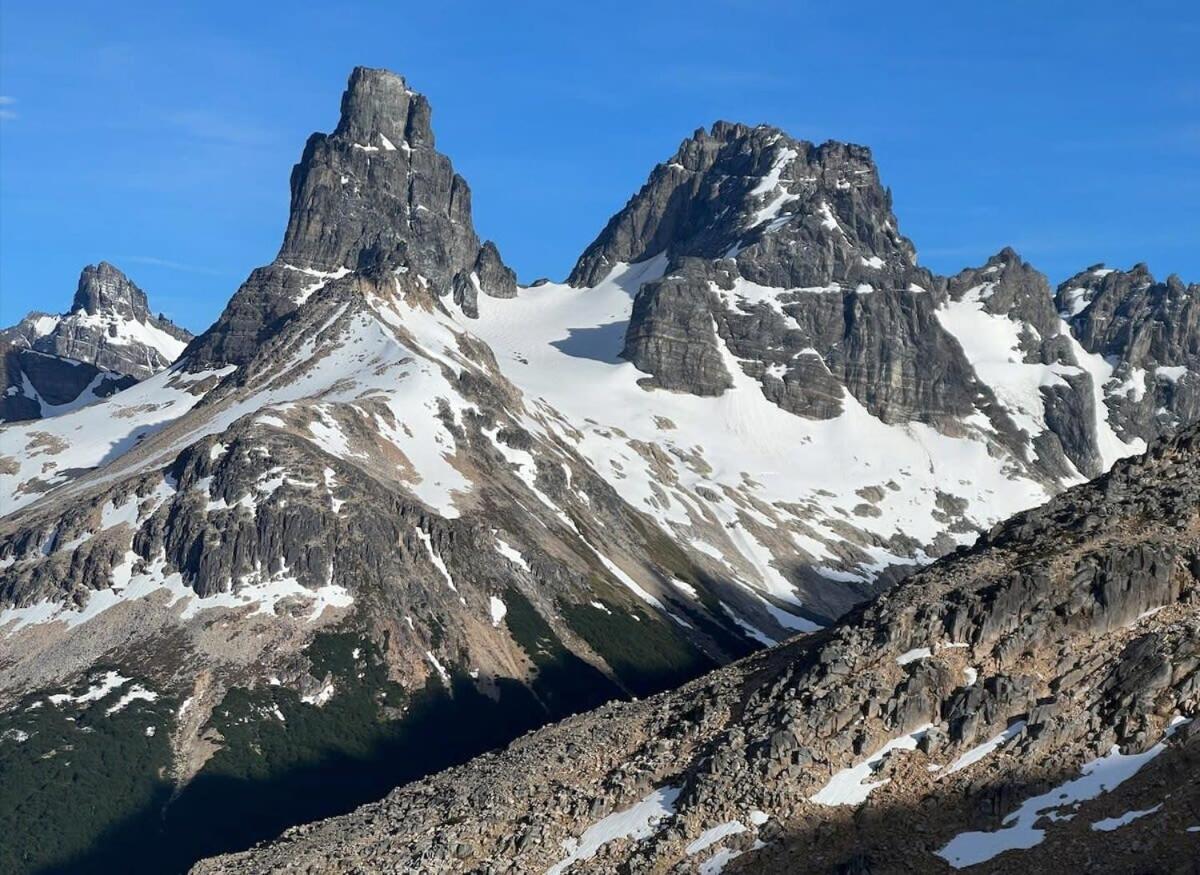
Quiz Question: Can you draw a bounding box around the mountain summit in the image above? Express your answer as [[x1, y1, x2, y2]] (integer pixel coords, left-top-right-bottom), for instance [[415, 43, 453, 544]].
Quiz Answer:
[[188, 68, 514, 370], [0, 262, 191, 421]]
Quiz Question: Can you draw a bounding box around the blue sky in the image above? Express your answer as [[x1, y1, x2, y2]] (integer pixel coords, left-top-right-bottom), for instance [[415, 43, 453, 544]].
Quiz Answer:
[[1, 1, 1196, 332]]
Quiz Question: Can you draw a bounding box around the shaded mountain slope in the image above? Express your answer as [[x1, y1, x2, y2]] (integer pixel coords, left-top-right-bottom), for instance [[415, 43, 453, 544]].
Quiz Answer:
[[198, 422, 1200, 874]]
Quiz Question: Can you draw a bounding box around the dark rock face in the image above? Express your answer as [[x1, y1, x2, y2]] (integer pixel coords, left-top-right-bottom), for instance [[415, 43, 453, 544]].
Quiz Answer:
[[0, 263, 188, 420], [0, 345, 134, 421], [1058, 264, 1200, 447], [188, 67, 514, 368], [597, 124, 956, 429], [570, 125, 920, 291], [72, 262, 154, 323]]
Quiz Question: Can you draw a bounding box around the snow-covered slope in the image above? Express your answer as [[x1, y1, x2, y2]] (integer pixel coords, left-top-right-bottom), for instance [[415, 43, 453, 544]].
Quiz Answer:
[[474, 261, 1053, 608]]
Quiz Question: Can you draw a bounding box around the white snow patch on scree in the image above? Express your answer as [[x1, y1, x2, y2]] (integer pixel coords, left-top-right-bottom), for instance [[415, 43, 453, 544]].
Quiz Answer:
[[811, 723, 934, 806], [671, 579, 699, 599], [686, 820, 747, 855], [425, 651, 451, 686], [699, 848, 747, 875], [1091, 804, 1162, 832], [940, 721, 1025, 776], [493, 535, 530, 571], [937, 717, 1191, 868], [896, 647, 932, 665], [47, 671, 130, 707], [105, 685, 159, 716], [546, 785, 681, 875], [302, 682, 336, 707], [489, 596, 507, 627], [415, 528, 457, 591], [720, 602, 777, 647]]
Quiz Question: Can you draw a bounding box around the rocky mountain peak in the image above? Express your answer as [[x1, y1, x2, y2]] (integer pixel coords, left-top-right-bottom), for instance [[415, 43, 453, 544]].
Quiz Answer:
[[187, 67, 515, 368], [0, 262, 192, 420], [946, 247, 1061, 334], [70, 261, 151, 322], [1053, 262, 1199, 449], [569, 122, 915, 290], [332, 67, 432, 150], [274, 65, 510, 293]]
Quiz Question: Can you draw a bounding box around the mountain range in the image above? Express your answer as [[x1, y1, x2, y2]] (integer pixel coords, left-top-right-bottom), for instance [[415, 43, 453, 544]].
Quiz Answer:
[[0, 67, 1195, 874]]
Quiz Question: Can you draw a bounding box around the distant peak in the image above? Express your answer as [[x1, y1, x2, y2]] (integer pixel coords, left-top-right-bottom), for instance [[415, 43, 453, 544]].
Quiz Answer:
[[72, 262, 149, 319]]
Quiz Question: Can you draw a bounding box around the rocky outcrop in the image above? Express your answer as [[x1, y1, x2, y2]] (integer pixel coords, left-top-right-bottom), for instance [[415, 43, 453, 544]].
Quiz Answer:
[[0, 262, 190, 421], [195, 423, 1200, 875]]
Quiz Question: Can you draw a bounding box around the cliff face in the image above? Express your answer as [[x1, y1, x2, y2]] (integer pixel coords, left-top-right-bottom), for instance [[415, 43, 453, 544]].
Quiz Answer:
[[1058, 264, 1200, 448], [185, 67, 515, 372]]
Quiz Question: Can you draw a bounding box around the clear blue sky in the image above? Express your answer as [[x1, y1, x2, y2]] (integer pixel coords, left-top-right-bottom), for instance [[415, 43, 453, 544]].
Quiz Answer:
[[1, 1, 1196, 332]]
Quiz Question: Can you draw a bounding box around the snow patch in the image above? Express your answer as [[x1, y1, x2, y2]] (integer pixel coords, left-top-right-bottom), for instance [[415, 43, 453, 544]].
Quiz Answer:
[[811, 724, 934, 806], [937, 718, 1190, 868], [547, 785, 681, 875], [941, 721, 1025, 775], [489, 596, 507, 627], [896, 647, 932, 666], [1090, 804, 1162, 832]]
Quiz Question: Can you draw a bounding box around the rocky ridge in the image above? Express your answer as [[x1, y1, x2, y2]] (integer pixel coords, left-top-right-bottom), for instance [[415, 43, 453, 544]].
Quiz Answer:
[[1, 262, 192, 421], [197, 422, 1200, 874]]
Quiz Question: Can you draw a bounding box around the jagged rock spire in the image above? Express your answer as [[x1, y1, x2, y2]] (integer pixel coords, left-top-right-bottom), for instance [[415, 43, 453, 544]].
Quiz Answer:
[[333, 67, 432, 148], [276, 66, 514, 305], [569, 122, 920, 290], [189, 68, 515, 368], [71, 261, 152, 321]]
